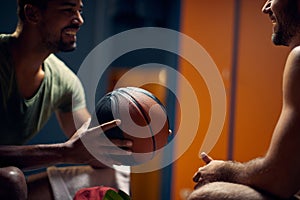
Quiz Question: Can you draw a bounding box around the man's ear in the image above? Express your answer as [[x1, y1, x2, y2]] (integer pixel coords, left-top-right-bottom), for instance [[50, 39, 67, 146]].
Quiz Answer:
[[24, 4, 41, 24]]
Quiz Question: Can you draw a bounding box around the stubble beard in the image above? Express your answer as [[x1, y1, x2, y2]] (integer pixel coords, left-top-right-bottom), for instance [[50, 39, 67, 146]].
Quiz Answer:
[[272, 22, 294, 46], [43, 36, 76, 53], [40, 27, 77, 53]]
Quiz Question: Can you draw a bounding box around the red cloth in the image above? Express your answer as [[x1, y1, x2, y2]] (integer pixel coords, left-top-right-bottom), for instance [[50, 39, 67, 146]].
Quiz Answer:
[[73, 186, 118, 200]]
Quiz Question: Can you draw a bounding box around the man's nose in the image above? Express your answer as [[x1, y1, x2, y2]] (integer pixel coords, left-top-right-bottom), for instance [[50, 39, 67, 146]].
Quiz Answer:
[[262, 0, 272, 14]]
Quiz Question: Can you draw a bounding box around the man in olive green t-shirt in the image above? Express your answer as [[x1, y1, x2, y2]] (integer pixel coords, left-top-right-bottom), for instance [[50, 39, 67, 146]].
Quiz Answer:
[[0, 36, 86, 144], [0, 0, 132, 199]]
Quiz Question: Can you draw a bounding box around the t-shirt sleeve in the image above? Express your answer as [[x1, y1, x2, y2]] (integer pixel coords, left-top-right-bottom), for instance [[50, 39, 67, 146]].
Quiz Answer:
[[71, 76, 86, 111], [58, 74, 86, 112], [45, 54, 87, 113]]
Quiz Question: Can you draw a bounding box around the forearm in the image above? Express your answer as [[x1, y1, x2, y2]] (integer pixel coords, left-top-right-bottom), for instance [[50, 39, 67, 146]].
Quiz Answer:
[[223, 157, 292, 198], [226, 157, 266, 185], [0, 143, 68, 171]]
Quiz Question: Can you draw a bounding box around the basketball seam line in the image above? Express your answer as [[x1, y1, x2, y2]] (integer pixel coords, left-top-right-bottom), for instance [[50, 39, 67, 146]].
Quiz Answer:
[[117, 89, 156, 156]]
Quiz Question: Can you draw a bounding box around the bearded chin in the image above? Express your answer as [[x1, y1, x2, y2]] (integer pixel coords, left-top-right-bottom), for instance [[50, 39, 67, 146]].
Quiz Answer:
[[272, 33, 283, 46], [43, 38, 76, 53], [57, 40, 77, 52], [59, 44, 76, 52], [272, 31, 289, 46]]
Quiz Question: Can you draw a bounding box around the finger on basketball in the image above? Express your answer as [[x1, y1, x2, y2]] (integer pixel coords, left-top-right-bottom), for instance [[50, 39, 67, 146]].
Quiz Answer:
[[110, 138, 133, 148], [98, 146, 132, 156], [88, 119, 121, 134], [100, 119, 121, 132]]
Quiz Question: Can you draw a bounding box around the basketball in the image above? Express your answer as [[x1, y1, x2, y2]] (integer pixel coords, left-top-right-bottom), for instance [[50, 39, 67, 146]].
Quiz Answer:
[[94, 87, 170, 165]]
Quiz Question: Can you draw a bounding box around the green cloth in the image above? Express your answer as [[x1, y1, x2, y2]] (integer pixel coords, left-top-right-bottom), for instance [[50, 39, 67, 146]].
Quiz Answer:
[[0, 34, 86, 145]]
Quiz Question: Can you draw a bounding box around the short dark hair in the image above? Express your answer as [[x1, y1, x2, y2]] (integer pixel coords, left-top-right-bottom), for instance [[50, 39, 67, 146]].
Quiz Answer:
[[17, 0, 50, 21]]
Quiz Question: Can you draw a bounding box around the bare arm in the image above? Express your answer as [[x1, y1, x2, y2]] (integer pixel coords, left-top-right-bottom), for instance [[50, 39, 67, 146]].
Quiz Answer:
[[252, 46, 300, 196], [55, 107, 91, 138], [0, 119, 127, 171], [194, 47, 300, 198], [0, 143, 66, 171], [0, 108, 91, 170]]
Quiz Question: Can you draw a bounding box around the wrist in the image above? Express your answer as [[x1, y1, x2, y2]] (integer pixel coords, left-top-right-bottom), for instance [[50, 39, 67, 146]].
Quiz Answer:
[[60, 142, 74, 164], [221, 161, 243, 183]]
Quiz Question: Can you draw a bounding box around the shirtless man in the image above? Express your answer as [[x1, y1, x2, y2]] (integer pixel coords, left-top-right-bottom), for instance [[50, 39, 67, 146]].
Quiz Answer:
[[188, 0, 300, 199]]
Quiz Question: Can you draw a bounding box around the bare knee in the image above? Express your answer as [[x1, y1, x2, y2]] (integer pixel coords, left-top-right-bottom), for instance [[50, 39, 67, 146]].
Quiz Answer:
[[187, 191, 203, 200], [187, 186, 214, 200], [187, 182, 274, 200], [0, 166, 27, 200], [187, 182, 226, 200]]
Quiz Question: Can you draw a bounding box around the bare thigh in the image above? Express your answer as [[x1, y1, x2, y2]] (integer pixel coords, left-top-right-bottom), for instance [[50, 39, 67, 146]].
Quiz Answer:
[[188, 182, 283, 200]]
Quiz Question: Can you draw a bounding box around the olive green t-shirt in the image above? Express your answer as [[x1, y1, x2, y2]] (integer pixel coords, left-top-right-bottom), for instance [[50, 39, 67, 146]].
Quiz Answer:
[[0, 34, 86, 145]]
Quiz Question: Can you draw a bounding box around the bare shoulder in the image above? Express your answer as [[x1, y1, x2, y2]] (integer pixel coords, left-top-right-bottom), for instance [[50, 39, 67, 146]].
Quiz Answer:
[[290, 46, 300, 54], [283, 46, 300, 80], [286, 46, 300, 68]]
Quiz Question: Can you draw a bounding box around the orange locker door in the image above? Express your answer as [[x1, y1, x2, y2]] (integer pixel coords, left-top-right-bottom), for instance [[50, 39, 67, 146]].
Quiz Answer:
[[172, 0, 234, 199]]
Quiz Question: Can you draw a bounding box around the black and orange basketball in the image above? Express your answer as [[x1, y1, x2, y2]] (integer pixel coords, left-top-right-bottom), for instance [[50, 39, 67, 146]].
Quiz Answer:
[[94, 87, 170, 164]]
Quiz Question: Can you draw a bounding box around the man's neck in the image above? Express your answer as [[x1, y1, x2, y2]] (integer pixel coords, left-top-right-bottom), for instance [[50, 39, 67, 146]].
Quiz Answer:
[[10, 29, 48, 99]]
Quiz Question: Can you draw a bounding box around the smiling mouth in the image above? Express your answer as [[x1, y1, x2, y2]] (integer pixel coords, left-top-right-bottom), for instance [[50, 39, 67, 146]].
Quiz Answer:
[[271, 20, 276, 25], [269, 15, 276, 24], [66, 31, 76, 36], [64, 29, 78, 36]]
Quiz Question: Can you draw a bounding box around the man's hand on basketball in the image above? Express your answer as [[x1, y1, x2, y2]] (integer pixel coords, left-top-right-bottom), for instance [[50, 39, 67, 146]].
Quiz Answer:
[[64, 119, 133, 167]]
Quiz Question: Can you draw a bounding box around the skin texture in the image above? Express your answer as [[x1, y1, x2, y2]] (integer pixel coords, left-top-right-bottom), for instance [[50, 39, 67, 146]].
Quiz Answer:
[[188, 0, 300, 200], [0, 0, 133, 199]]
